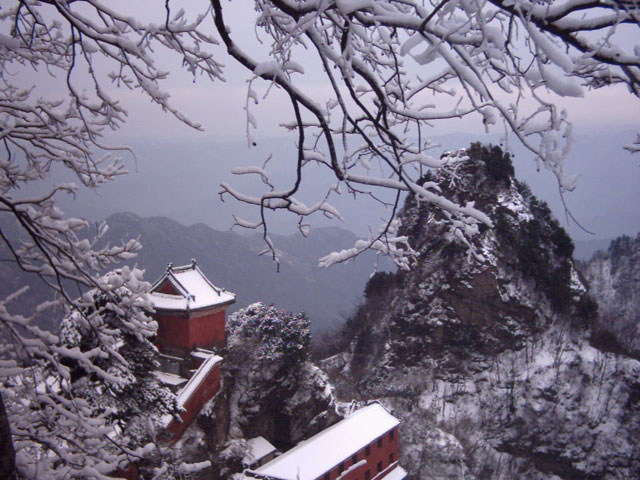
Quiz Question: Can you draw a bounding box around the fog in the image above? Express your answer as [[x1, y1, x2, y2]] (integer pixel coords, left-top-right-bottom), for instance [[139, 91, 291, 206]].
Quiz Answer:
[[49, 126, 639, 248]]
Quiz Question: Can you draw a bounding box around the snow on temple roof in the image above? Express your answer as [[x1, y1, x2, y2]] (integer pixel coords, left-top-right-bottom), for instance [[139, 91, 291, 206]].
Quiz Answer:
[[383, 466, 407, 480], [159, 352, 223, 428], [176, 353, 222, 409], [243, 436, 277, 467], [253, 403, 399, 480], [191, 349, 214, 361], [149, 260, 235, 311], [153, 371, 188, 387]]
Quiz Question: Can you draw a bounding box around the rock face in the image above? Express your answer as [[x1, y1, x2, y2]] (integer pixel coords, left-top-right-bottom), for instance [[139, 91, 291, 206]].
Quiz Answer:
[[223, 303, 339, 447], [0, 394, 16, 480], [187, 303, 340, 479], [582, 233, 640, 358], [324, 144, 640, 479]]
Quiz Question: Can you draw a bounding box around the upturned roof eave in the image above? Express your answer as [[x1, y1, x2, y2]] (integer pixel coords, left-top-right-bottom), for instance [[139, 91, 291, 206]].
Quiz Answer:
[[151, 296, 236, 315]]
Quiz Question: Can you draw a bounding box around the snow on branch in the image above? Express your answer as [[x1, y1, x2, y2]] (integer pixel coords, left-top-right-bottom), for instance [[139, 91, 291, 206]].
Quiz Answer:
[[1, 1, 639, 472], [212, 0, 639, 265], [1, 2, 218, 477]]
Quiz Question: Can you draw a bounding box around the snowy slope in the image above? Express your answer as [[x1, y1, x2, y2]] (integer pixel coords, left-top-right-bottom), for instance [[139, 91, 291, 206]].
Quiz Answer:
[[582, 233, 640, 358]]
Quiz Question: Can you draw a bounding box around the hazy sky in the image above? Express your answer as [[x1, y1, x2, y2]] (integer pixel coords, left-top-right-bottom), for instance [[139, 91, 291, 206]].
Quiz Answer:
[[11, 2, 640, 245], [100, 2, 639, 145]]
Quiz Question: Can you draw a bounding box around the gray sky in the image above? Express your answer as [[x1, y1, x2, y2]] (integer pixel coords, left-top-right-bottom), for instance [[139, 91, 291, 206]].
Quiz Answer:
[[13, 1, 640, 244]]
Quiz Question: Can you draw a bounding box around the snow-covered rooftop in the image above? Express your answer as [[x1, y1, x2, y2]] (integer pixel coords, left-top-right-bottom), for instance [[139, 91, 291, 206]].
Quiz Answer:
[[253, 403, 399, 480], [176, 353, 223, 409], [243, 436, 277, 466], [191, 349, 214, 361], [149, 260, 235, 311], [383, 466, 407, 480], [153, 371, 188, 387], [160, 351, 223, 428]]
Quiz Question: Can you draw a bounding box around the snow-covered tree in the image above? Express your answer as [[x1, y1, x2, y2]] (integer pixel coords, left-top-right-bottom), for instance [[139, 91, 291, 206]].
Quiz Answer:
[[0, 2, 219, 477], [1, 0, 638, 274], [213, 0, 640, 267], [1, 267, 168, 478], [57, 273, 179, 448], [0, 1, 638, 476], [228, 302, 311, 367]]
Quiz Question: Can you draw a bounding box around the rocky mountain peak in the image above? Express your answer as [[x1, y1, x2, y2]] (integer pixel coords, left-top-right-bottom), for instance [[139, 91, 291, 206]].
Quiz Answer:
[[341, 144, 590, 378], [582, 232, 640, 358], [323, 144, 639, 480]]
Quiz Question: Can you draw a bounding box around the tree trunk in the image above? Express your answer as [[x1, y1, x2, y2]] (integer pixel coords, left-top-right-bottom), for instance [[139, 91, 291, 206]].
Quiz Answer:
[[0, 392, 16, 480]]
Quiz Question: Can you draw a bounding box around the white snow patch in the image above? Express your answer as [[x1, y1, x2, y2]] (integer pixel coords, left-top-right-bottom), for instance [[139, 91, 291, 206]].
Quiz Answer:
[[384, 466, 408, 480], [570, 265, 586, 294], [243, 436, 276, 466], [252, 403, 398, 480], [149, 263, 235, 311], [497, 188, 533, 222], [153, 371, 188, 387]]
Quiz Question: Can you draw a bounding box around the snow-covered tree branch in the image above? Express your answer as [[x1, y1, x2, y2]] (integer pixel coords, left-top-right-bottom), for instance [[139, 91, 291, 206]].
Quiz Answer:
[[0, 1, 638, 475], [1, 1, 219, 477], [214, 0, 639, 267]]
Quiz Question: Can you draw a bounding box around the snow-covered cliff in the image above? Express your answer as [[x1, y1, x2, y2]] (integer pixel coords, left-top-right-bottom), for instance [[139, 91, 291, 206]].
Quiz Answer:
[[177, 303, 340, 479], [323, 144, 640, 479], [582, 233, 640, 358]]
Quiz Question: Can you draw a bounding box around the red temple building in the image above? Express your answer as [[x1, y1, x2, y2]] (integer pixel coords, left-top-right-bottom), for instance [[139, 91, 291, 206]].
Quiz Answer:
[[142, 262, 407, 479], [246, 402, 406, 480], [150, 260, 235, 357], [148, 260, 235, 440]]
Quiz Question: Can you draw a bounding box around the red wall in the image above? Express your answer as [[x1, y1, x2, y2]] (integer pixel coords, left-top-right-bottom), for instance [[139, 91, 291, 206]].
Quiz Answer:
[[156, 280, 179, 295], [156, 314, 191, 351], [168, 362, 221, 439], [188, 309, 226, 349], [155, 308, 226, 352], [318, 426, 399, 480]]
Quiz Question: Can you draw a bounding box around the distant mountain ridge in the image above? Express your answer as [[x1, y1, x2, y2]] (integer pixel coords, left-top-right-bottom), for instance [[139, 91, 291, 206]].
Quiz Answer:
[[49, 130, 640, 243], [99, 212, 378, 333], [0, 212, 377, 333], [582, 232, 640, 358]]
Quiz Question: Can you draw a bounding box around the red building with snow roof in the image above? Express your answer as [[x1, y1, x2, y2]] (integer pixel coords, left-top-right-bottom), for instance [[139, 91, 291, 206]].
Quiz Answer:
[[148, 260, 235, 441], [149, 259, 235, 357], [164, 353, 223, 439], [246, 402, 406, 480]]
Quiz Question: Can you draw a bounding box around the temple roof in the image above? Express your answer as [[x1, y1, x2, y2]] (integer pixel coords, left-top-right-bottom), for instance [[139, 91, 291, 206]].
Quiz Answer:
[[176, 352, 223, 409], [252, 402, 400, 480], [149, 260, 235, 312], [243, 436, 277, 467], [160, 351, 223, 427]]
